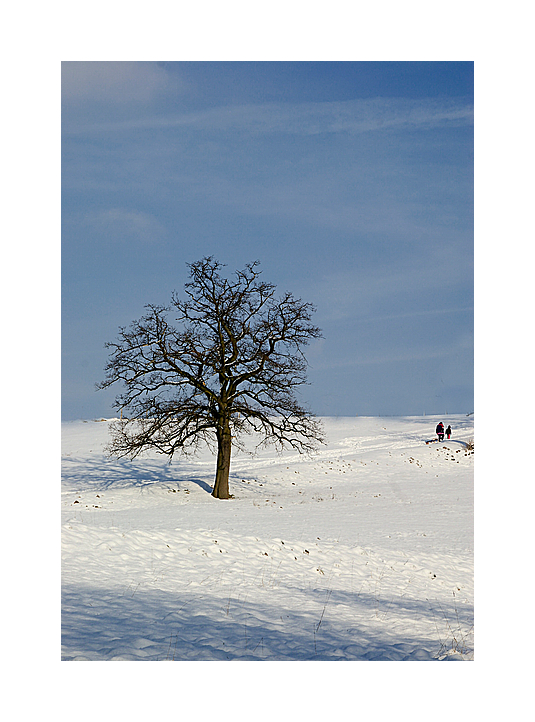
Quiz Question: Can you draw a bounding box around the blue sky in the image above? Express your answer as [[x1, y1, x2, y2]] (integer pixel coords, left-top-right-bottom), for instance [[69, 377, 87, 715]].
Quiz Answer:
[[62, 61, 473, 420]]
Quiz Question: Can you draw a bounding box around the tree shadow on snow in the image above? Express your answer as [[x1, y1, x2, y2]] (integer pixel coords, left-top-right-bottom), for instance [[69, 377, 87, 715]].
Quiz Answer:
[[62, 455, 215, 494], [61, 582, 473, 662]]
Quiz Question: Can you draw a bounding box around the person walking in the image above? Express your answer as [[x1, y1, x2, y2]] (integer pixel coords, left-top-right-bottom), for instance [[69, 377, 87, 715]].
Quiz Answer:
[[436, 421, 445, 442], [446, 424, 452, 440]]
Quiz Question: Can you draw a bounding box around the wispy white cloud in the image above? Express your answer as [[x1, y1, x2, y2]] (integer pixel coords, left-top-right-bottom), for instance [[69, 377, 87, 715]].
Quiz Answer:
[[78, 208, 167, 244], [188, 97, 474, 135], [307, 328, 473, 371], [314, 260, 473, 323], [312, 344, 470, 370], [64, 96, 473, 136], [346, 305, 474, 324]]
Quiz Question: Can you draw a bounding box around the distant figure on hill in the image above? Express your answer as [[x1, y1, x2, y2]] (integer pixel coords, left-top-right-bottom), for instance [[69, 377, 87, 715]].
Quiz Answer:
[[446, 424, 452, 439], [436, 421, 445, 442]]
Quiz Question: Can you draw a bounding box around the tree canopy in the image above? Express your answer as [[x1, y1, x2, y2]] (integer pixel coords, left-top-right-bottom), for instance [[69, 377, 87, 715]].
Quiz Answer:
[[98, 257, 324, 498]]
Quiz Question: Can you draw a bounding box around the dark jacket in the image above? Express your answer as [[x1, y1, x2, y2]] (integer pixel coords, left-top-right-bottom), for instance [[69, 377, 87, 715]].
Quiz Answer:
[[436, 423, 444, 434]]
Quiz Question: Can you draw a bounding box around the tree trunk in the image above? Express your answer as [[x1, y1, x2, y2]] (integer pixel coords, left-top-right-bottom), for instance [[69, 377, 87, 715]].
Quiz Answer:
[[212, 420, 232, 499]]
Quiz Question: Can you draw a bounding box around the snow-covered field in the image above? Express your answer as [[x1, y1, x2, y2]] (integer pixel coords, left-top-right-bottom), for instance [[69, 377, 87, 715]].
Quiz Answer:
[[62, 415, 474, 662]]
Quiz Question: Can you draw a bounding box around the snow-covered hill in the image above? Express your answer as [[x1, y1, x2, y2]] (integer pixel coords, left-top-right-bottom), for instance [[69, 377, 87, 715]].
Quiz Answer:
[[61, 415, 474, 661]]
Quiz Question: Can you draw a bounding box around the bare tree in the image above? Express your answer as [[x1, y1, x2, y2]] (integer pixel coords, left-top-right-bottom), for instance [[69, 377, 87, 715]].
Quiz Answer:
[[98, 257, 324, 499]]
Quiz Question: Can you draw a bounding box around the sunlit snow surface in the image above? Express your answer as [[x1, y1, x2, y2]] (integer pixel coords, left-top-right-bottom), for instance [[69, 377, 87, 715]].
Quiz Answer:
[[62, 415, 474, 661]]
